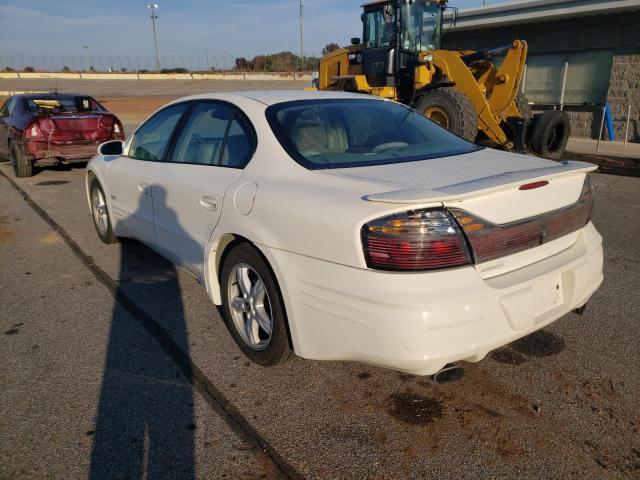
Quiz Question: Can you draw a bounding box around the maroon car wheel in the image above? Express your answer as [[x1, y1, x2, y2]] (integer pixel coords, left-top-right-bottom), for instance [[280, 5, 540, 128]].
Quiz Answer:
[[10, 144, 33, 178]]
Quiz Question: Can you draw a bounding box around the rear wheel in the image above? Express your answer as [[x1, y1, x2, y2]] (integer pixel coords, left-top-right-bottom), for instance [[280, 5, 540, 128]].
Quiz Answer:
[[414, 88, 477, 142], [10, 144, 33, 178], [89, 178, 118, 244], [221, 243, 292, 366], [531, 111, 571, 160]]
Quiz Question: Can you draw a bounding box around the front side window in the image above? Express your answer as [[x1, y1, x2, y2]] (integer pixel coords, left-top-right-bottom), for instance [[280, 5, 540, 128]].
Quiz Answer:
[[128, 103, 190, 161], [266, 99, 478, 170]]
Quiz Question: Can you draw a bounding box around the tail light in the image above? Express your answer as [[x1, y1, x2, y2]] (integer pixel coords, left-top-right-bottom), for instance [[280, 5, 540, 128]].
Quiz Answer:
[[24, 120, 47, 140], [450, 176, 595, 264], [362, 209, 471, 271], [98, 116, 124, 140]]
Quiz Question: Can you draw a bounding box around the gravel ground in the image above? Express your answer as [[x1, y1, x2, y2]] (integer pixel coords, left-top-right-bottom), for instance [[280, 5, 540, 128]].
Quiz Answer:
[[0, 159, 638, 479]]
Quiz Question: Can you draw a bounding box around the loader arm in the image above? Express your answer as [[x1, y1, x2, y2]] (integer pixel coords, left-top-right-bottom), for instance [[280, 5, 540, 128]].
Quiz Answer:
[[432, 50, 511, 147], [487, 40, 528, 118]]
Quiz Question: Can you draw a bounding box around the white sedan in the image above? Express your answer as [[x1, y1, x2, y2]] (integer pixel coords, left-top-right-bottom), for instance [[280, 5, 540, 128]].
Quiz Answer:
[[86, 91, 603, 380]]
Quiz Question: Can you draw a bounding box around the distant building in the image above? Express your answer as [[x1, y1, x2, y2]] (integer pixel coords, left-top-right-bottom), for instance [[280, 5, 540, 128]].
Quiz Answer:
[[443, 0, 640, 142]]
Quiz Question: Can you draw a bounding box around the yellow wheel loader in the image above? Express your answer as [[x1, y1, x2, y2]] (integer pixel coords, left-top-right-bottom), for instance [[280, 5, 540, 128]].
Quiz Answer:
[[317, 0, 570, 159]]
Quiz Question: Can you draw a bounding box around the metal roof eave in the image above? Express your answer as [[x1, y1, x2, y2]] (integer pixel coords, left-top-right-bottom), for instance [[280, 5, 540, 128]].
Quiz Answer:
[[443, 0, 640, 31]]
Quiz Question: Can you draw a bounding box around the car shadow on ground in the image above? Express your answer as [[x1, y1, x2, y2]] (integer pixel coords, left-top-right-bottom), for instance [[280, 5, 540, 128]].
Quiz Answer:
[[89, 189, 198, 480]]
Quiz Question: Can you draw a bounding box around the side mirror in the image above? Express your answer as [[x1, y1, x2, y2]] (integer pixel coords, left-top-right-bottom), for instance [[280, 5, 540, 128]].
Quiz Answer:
[[351, 37, 361, 45], [99, 140, 124, 156]]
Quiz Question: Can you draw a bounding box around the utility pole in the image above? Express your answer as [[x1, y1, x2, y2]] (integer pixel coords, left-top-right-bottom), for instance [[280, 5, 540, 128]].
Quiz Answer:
[[299, 0, 305, 72], [147, 3, 161, 72], [82, 45, 89, 71]]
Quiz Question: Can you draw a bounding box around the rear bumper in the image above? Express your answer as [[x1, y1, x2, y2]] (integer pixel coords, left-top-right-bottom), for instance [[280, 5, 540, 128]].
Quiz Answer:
[[263, 222, 603, 375], [27, 141, 102, 160]]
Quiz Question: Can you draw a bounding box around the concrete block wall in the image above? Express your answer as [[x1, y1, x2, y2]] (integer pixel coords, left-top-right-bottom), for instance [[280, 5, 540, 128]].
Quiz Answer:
[[443, 11, 640, 142]]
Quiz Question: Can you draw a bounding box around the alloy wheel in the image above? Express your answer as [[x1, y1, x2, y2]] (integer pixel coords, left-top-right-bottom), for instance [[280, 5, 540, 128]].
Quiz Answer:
[[227, 264, 273, 351], [91, 186, 109, 237]]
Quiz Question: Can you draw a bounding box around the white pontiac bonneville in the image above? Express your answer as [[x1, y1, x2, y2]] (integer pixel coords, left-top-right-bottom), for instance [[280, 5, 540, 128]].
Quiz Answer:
[[86, 91, 603, 380]]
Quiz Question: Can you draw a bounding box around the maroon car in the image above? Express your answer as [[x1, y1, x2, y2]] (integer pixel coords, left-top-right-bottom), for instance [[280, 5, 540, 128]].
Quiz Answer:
[[0, 93, 125, 177]]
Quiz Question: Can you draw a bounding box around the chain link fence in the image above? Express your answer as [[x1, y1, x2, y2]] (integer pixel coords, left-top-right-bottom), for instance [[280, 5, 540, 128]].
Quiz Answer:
[[0, 52, 323, 74]]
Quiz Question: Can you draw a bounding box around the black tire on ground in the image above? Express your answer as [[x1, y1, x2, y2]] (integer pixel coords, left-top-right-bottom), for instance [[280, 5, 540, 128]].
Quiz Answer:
[[414, 88, 478, 142], [515, 93, 533, 120], [220, 242, 293, 366], [10, 144, 33, 178], [530, 111, 571, 160], [89, 178, 118, 244]]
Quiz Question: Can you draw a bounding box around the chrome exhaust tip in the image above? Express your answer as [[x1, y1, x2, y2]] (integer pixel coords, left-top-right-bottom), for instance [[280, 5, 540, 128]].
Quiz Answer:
[[431, 364, 465, 385]]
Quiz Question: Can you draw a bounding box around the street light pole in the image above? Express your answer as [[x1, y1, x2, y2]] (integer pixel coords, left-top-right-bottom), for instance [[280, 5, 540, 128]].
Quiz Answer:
[[147, 3, 161, 72], [82, 45, 89, 72], [299, 0, 305, 72]]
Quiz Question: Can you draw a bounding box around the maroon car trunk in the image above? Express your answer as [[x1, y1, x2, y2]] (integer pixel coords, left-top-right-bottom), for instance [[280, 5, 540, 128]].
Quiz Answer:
[[25, 112, 124, 160]]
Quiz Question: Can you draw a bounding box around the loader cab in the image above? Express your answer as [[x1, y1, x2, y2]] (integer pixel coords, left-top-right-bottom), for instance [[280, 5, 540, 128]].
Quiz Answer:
[[361, 0, 445, 91]]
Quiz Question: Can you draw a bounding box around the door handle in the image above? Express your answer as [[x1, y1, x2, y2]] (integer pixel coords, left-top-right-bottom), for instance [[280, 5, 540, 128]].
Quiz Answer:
[[138, 182, 150, 194], [199, 196, 218, 211]]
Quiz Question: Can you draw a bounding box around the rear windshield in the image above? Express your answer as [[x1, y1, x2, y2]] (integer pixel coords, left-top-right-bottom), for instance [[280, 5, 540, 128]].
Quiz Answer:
[[26, 96, 105, 114], [265, 99, 479, 169]]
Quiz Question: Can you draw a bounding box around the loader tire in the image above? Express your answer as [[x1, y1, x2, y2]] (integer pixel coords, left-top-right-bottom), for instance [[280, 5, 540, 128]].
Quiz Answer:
[[414, 88, 477, 142], [515, 93, 532, 120], [531, 111, 571, 160]]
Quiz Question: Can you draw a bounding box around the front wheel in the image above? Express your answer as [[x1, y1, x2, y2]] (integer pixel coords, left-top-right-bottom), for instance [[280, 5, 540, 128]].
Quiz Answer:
[[414, 88, 478, 142], [220, 243, 292, 366], [89, 178, 118, 244]]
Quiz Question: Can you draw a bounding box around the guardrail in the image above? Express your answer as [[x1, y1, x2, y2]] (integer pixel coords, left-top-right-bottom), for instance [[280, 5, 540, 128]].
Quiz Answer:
[[0, 71, 313, 81]]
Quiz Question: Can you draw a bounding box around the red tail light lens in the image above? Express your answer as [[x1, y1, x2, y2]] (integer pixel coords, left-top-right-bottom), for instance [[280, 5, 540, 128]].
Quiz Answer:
[[362, 209, 471, 271], [112, 120, 125, 139], [450, 176, 595, 264], [24, 120, 46, 140]]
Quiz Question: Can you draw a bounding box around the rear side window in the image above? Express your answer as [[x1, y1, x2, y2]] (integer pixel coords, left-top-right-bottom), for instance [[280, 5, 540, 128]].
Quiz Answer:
[[0, 97, 18, 117], [129, 103, 190, 161], [170, 102, 234, 166], [169, 101, 256, 169], [220, 116, 254, 168]]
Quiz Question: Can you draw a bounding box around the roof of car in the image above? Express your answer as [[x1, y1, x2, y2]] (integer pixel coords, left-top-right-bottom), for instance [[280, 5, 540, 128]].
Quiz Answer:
[[175, 90, 380, 106]]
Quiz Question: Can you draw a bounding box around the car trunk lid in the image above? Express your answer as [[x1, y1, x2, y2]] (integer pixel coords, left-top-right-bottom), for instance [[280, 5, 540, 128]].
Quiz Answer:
[[323, 149, 596, 277]]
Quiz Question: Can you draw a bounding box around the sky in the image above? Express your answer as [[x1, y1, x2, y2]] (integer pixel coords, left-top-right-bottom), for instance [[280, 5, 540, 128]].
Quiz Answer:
[[0, 0, 492, 59]]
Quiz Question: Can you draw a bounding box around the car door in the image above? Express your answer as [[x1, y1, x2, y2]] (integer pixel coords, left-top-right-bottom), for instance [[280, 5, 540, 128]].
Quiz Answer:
[[0, 97, 17, 157], [106, 102, 192, 245], [152, 101, 256, 278]]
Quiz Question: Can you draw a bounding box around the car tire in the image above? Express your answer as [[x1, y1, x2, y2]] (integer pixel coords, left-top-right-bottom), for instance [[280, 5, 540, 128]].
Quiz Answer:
[[414, 88, 478, 142], [530, 111, 571, 160], [10, 144, 33, 178], [220, 242, 293, 366], [89, 178, 118, 244]]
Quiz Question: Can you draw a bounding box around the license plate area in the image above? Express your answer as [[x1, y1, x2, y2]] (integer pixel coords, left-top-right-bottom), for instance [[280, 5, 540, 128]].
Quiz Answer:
[[532, 274, 563, 318], [499, 274, 565, 331]]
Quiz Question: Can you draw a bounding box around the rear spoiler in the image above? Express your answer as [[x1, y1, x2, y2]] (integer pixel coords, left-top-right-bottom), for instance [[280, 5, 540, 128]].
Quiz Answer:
[[363, 160, 597, 204]]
